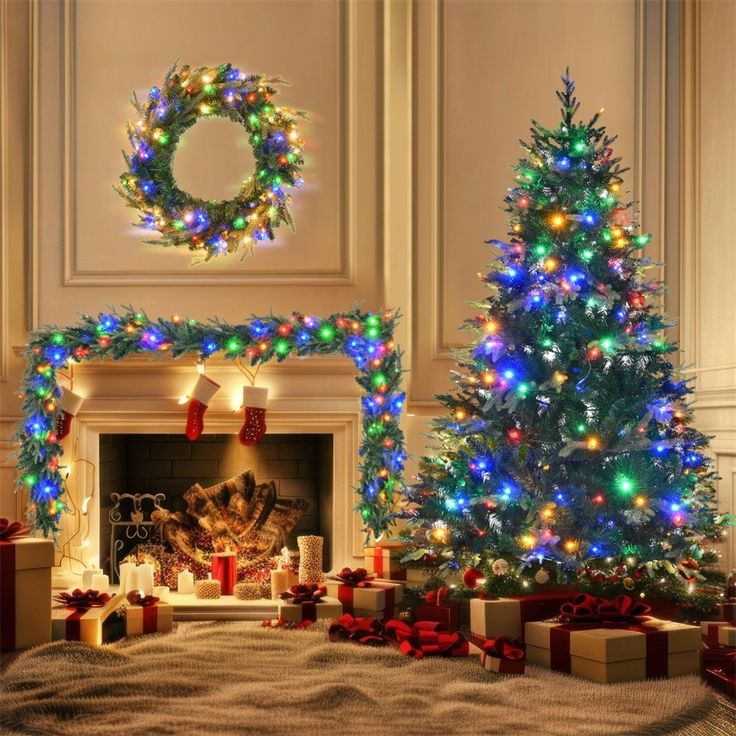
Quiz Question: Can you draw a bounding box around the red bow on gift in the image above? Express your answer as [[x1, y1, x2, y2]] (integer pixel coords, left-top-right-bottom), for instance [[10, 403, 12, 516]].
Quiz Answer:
[[0, 518, 32, 542], [127, 592, 160, 608], [280, 583, 326, 604], [53, 588, 111, 612], [559, 593, 651, 624], [424, 586, 449, 606], [333, 567, 375, 587], [481, 635, 525, 662], [328, 613, 387, 646], [383, 619, 469, 659]]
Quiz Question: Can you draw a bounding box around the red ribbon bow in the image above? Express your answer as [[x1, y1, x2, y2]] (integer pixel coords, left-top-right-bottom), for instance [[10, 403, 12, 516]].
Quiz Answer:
[[559, 593, 651, 624], [127, 592, 160, 608], [424, 586, 449, 606], [481, 635, 525, 662], [334, 567, 375, 587], [53, 588, 111, 612], [328, 613, 387, 646], [280, 583, 326, 604], [0, 518, 32, 542], [383, 619, 469, 659]]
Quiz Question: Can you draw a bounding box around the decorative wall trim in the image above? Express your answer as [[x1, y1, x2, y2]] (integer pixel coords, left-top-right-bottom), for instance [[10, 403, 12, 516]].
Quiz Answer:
[[35, 0, 361, 289], [29, 0, 40, 330], [410, 0, 655, 404], [0, 0, 9, 382]]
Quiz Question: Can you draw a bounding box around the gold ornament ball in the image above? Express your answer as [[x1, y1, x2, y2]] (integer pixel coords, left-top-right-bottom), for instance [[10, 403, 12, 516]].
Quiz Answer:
[[492, 558, 509, 576], [534, 568, 550, 585], [623, 577, 635, 590]]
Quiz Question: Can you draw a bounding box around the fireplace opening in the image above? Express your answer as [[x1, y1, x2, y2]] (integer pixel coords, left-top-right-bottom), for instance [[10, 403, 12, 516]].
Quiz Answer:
[[98, 433, 333, 583]]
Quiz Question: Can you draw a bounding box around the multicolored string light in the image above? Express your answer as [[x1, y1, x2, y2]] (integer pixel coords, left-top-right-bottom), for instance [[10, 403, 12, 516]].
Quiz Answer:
[[117, 62, 306, 262], [403, 71, 726, 614], [14, 307, 405, 538]]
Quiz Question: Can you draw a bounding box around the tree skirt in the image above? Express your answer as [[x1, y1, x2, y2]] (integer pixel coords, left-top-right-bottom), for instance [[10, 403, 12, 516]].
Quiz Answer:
[[0, 622, 716, 736]]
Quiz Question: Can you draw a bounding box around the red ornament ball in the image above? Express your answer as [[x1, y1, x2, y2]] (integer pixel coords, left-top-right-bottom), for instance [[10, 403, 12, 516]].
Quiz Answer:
[[462, 566, 486, 589]]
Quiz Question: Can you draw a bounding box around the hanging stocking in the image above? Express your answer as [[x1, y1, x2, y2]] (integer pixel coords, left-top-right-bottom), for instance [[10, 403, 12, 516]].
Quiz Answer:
[[239, 386, 268, 446], [184, 374, 221, 442], [56, 387, 84, 441]]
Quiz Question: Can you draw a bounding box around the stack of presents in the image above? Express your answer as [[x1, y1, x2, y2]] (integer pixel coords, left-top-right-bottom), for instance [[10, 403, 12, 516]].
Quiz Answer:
[[469, 590, 735, 695], [2, 520, 734, 699]]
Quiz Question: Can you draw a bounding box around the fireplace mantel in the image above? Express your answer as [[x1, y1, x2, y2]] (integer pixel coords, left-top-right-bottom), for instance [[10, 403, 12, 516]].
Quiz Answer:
[[54, 354, 369, 585]]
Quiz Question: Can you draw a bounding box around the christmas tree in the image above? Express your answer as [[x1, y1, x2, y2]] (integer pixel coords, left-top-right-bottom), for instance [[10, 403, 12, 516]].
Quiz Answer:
[[404, 72, 727, 614]]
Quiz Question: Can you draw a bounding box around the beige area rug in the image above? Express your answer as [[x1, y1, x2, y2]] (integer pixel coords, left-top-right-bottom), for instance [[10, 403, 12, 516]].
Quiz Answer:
[[0, 621, 718, 736]]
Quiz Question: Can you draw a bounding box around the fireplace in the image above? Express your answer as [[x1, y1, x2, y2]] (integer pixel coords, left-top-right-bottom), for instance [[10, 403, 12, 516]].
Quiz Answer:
[[53, 355, 368, 588], [98, 433, 333, 579]]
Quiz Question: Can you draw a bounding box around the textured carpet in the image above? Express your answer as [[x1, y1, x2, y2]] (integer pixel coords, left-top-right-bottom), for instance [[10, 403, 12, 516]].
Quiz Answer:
[[0, 621, 719, 736]]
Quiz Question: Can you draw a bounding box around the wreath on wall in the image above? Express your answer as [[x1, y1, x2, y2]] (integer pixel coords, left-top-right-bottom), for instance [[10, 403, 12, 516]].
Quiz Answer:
[[116, 62, 307, 263]]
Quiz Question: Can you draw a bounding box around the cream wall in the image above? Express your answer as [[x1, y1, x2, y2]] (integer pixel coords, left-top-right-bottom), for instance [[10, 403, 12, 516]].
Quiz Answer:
[[1, 0, 734, 567]]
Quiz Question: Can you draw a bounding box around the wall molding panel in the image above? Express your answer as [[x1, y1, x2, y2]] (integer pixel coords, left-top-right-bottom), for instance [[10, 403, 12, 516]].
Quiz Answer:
[[30, 0, 385, 325]]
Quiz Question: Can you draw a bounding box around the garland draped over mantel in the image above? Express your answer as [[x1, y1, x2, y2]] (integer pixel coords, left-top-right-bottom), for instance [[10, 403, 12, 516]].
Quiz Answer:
[[12, 307, 406, 539]]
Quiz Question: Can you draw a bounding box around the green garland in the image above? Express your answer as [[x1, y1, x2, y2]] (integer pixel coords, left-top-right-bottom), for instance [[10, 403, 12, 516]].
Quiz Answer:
[[12, 307, 406, 539], [116, 62, 306, 263]]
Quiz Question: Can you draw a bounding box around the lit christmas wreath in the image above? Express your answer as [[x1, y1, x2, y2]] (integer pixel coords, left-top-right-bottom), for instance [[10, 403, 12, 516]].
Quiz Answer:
[[116, 62, 306, 263]]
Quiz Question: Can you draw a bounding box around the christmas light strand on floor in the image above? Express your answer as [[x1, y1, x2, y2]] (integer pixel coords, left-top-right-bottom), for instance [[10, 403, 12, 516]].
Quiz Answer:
[[116, 62, 306, 263], [13, 307, 406, 538], [403, 70, 728, 616]]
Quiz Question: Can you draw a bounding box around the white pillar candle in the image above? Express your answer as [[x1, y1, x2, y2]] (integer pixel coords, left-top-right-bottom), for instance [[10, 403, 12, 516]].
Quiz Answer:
[[81, 568, 102, 589], [135, 563, 155, 595], [91, 573, 109, 593], [153, 585, 169, 599], [177, 568, 194, 595], [270, 568, 290, 599], [118, 562, 136, 593]]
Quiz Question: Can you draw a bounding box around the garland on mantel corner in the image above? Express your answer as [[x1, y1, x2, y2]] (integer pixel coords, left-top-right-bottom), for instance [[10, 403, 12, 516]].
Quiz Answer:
[[11, 306, 406, 539]]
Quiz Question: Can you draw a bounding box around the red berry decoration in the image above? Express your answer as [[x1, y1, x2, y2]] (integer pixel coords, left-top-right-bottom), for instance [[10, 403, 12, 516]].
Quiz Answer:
[[462, 566, 486, 589]]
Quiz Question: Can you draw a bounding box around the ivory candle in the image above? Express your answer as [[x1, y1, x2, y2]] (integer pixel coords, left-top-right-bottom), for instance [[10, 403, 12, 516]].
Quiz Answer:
[[118, 562, 136, 593], [270, 568, 290, 599], [135, 563, 155, 595], [177, 568, 194, 594], [81, 568, 102, 590], [91, 573, 109, 593], [153, 585, 170, 599]]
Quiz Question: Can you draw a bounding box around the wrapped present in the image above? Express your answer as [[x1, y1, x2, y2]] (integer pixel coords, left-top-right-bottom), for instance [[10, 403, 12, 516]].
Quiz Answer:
[[704, 667, 736, 698], [469, 593, 572, 643], [325, 576, 402, 620], [525, 618, 701, 683], [700, 620, 735, 647], [720, 602, 736, 621], [354, 606, 396, 620], [414, 587, 459, 632], [700, 646, 735, 698], [125, 594, 173, 637], [0, 521, 54, 651], [718, 626, 736, 647], [278, 583, 342, 622], [479, 636, 526, 675], [278, 596, 343, 623], [51, 590, 126, 646], [363, 545, 407, 581]]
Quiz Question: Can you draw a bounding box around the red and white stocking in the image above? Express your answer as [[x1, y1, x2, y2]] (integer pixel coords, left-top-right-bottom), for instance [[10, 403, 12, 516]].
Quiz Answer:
[[56, 387, 84, 441], [239, 386, 268, 446], [184, 374, 221, 442]]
